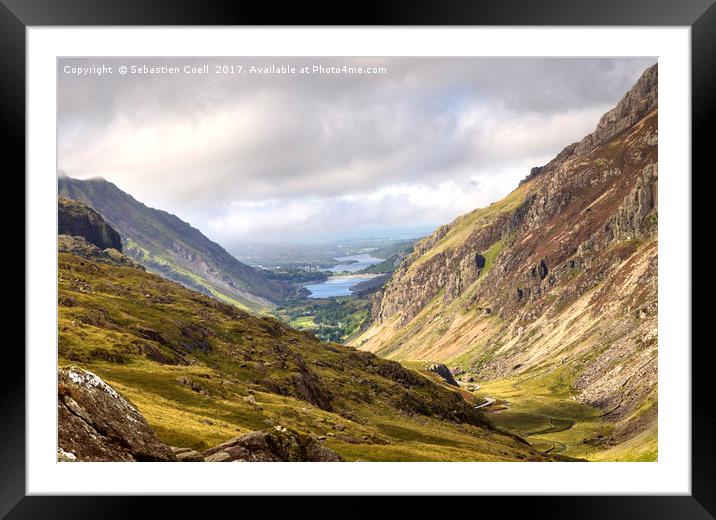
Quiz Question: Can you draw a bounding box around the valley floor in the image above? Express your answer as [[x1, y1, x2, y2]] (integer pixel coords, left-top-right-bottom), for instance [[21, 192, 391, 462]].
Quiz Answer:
[[463, 376, 657, 461]]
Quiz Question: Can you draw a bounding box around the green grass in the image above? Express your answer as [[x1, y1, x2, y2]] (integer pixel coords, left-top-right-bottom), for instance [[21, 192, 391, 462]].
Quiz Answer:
[[481, 238, 504, 273], [291, 316, 318, 329]]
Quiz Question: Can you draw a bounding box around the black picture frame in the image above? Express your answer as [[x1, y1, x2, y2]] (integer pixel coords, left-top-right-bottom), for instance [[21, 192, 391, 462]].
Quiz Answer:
[[5, 0, 714, 517]]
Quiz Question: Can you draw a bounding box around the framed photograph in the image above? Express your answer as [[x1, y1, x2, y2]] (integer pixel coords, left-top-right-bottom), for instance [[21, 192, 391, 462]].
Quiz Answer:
[[7, 0, 713, 516]]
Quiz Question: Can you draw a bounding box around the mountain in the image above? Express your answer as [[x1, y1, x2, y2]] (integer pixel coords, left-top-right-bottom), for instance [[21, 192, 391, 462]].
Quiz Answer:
[[58, 175, 306, 310], [352, 64, 658, 460], [57, 217, 557, 461]]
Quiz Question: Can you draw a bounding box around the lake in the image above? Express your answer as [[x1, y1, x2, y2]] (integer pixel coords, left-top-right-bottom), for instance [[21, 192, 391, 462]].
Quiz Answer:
[[304, 275, 377, 298], [329, 253, 383, 273], [305, 254, 384, 298]]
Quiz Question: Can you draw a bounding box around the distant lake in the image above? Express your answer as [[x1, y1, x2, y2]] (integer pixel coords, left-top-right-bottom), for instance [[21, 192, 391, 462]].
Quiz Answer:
[[304, 275, 375, 299], [329, 253, 383, 273], [304, 254, 384, 298]]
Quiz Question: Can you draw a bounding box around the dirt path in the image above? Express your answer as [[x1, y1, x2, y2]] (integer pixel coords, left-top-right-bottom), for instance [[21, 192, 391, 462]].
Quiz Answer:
[[543, 440, 568, 454], [525, 416, 576, 436], [473, 397, 496, 409], [474, 392, 578, 455]]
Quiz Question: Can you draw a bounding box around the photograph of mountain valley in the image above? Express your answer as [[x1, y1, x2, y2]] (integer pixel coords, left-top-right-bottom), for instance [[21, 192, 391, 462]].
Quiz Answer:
[[57, 57, 658, 462]]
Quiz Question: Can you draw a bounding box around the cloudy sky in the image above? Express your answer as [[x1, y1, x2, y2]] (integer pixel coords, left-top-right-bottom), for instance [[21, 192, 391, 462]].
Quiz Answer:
[[58, 57, 656, 249]]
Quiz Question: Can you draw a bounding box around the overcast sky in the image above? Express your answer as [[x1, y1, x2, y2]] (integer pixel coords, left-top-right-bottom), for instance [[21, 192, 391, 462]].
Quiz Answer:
[[58, 57, 656, 248]]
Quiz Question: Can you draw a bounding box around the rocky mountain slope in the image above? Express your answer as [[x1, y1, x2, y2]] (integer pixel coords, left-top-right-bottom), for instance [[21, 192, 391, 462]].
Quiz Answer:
[[58, 174, 306, 310], [352, 64, 658, 460], [57, 213, 556, 461]]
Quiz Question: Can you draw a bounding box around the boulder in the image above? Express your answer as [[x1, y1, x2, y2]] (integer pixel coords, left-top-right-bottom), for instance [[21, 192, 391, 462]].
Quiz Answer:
[[205, 451, 232, 462], [58, 366, 177, 461], [203, 426, 343, 462], [172, 447, 205, 462], [426, 363, 459, 387]]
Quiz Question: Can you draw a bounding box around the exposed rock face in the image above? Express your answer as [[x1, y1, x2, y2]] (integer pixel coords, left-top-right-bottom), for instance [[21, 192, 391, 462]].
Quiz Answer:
[[203, 426, 343, 462], [58, 367, 177, 461], [427, 363, 459, 387], [354, 65, 658, 447], [58, 234, 143, 269], [58, 197, 122, 251]]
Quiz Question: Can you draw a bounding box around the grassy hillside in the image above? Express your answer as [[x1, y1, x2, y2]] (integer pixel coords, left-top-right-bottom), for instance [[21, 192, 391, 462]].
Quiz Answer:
[[58, 174, 303, 311], [58, 250, 556, 461]]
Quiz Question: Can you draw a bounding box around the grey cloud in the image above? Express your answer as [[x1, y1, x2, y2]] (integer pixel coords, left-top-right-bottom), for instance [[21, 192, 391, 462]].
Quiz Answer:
[[58, 57, 656, 243]]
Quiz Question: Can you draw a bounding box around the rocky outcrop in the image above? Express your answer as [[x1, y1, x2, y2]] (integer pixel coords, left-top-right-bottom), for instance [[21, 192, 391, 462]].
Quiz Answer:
[[58, 197, 122, 251], [202, 426, 343, 462], [59, 234, 143, 269], [519, 166, 544, 185], [573, 63, 657, 156], [607, 163, 658, 240], [427, 363, 459, 387], [171, 447, 205, 462], [58, 367, 177, 461]]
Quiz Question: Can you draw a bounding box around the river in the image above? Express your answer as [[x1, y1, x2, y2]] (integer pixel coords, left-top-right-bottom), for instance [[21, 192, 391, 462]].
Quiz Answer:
[[306, 254, 383, 298]]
